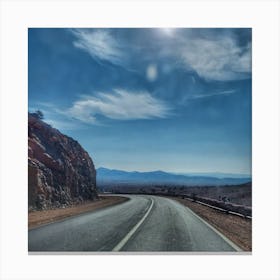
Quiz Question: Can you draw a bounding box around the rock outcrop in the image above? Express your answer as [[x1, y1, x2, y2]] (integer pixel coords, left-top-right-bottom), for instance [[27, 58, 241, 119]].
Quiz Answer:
[[28, 113, 98, 210]]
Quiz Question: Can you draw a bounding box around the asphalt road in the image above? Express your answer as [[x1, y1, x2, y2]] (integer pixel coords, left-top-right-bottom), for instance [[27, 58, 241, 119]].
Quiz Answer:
[[28, 195, 241, 252]]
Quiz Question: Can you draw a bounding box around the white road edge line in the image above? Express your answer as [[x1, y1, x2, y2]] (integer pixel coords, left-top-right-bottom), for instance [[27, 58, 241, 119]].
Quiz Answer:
[[112, 198, 154, 252], [186, 206, 243, 252]]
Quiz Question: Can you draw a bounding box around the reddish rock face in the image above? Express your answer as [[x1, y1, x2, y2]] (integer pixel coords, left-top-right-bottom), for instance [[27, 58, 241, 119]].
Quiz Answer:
[[28, 113, 98, 210]]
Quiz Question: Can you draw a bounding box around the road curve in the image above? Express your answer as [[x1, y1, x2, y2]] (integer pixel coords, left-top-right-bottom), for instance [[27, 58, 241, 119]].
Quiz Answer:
[[29, 195, 240, 252]]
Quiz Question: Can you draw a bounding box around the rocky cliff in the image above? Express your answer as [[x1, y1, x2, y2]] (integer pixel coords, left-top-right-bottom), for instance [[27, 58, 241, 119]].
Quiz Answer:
[[28, 113, 98, 210]]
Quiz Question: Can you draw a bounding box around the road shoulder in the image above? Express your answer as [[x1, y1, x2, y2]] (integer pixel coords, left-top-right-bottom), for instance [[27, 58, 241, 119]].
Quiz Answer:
[[28, 195, 129, 229], [166, 196, 252, 251]]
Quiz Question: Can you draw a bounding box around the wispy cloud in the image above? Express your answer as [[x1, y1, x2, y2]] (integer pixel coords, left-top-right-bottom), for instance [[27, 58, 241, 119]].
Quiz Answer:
[[182, 90, 236, 103], [179, 37, 251, 81], [190, 90, 236, 99], [71, 28, 251, 82], [71, 29, 125, 66], [67, 89, 171, 124]]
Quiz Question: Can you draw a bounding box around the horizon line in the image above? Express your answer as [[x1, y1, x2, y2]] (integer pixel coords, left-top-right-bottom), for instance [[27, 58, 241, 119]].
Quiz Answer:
[[96, 166, 252, 177]]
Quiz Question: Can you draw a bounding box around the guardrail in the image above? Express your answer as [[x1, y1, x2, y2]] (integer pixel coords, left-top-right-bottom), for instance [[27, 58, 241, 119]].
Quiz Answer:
[[181, 194, 252, 219]]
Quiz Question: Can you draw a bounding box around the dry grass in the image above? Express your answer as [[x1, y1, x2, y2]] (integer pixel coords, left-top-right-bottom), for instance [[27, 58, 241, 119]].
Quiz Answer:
[[28, 195, 128, 229], [171, 197, 252, 251]]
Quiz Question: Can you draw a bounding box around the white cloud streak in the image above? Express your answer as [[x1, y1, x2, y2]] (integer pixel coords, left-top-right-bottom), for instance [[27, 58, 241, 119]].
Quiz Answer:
[[179, 37, 251, 81], [68, 89, 171, 124], [71, 29, 125, 66], [193, 90, 236, 99], [183, 90, 236, 102]]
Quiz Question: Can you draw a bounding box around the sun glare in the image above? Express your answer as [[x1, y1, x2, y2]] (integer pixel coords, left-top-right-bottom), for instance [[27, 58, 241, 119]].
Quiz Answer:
[[160, 28, 175, 36]]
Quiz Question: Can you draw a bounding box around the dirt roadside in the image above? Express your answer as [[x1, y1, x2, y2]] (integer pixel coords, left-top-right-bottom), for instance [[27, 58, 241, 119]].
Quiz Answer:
[[169, 197, 252, 251], [28, 195, 128, 229]]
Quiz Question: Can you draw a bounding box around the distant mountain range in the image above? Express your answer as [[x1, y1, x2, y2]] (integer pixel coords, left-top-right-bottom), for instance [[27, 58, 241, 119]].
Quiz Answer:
[[174, 172, 251, 179], [97, 167, 251, 187]]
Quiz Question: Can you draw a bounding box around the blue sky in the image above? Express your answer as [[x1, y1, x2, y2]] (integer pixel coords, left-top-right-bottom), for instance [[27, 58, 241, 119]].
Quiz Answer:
[[28, 28, 252, 174]]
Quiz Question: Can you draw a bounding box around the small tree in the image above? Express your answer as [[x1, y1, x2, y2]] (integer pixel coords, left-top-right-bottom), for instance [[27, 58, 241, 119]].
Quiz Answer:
[[30, 110, 44, 120]]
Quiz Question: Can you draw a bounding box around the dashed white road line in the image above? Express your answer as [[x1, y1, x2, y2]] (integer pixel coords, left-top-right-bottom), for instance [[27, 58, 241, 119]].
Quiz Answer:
[[112, 198, 154, 252]]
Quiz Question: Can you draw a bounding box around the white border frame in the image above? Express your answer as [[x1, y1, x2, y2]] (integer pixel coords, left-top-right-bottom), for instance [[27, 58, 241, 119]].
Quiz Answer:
[[1, 0, 279, 279]]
